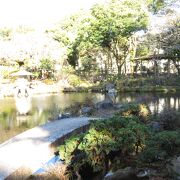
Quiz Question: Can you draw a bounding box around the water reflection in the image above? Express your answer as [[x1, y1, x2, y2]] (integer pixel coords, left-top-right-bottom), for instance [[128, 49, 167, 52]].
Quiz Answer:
[[13, 78, 32, 115], [116, 92, 180, 114], [15, 96, 32, 115], [0, 92, 180, 143]]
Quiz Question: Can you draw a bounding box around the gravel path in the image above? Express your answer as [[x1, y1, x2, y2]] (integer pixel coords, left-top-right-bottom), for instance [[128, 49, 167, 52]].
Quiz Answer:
[[0, 117, 96, 179]]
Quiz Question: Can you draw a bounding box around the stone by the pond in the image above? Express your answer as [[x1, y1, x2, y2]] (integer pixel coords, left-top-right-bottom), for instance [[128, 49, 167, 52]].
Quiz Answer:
[[58, 113, 71, 119], [105, 82, 116, 92], [81, 106, 93, 115], [104, 167, 138, 180], [136, 169, 148, 178], [170, 156, 180, 177], [114, 104, 123, 110], [95, 100, 114, 109]]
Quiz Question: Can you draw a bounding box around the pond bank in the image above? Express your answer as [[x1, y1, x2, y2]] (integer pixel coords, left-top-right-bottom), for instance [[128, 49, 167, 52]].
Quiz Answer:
[[1, 80, 180, 98], [0, 117, 97, 179]]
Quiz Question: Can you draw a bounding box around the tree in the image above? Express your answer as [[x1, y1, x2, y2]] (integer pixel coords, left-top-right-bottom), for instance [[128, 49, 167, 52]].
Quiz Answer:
[[39, 58, 55, 79], [48, 11, 88, 68], [78, 0, 149, 75], [161, 17, 180, 74], [0, 27, 12, 41], [139, 14, 180, 76], [49, 0, 149, 76]]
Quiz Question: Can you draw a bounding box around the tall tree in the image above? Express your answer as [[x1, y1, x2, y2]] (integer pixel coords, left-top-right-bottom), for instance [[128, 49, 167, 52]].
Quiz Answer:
[[80, 0, 149, 75], [161, 17, 180, 74]]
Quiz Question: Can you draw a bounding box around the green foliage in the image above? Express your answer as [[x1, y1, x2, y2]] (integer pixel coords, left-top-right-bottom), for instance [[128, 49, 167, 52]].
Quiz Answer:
[[148, 0, 166, 14], [15, 25, 35, 34], [157, 108, 180, 130], [59, 134, 84, 164], [162, 18, 180, 59], [147, 0, 177, 14], [136, 44, 149, 57], [89, 0, 148, 45], [117, 103, 150, 122], [140, 131, 180, 163], [67, 74, 84, 87], [0, 27, 12, 40], [42, 79, 54, 85], [116, 75, 180, 89], [81, 0, 149, 74], [59, 114, 150, 175], [39, 58, 54, 71], [39, 58, 55, 79], [60, 65, 75, 79], [50, 0, 149, 75], [58, 102, 180, 178]]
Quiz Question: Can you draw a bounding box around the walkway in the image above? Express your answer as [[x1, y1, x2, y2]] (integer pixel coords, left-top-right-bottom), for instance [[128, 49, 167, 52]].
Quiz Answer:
[[0, 117, 96, 179]]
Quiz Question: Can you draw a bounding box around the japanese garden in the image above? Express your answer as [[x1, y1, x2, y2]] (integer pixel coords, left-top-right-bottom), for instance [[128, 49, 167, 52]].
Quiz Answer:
[[0, 0, 179, 179]]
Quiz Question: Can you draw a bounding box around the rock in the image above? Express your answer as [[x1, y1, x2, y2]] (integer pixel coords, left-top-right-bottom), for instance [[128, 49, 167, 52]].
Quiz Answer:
[[63, 87, 77, 92], [80, 106, 93, 115], [104, 172, 114, 178], [106, 89, 117, 104], [91, 87, 103, 93], [104, 167, 138, 180], [95, 100, 114, 109], [114, 104, 123, 110], [170, 156, 180, 177], [136, 170, 149, 178], [58, 113, 71, 119], [105, 83, 117, 104], [105, 83, 116, 92]]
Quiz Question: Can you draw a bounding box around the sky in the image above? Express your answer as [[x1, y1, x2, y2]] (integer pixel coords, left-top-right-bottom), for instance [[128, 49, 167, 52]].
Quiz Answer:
[[0, 0, 179, 31], [0, 0, 106, 29]]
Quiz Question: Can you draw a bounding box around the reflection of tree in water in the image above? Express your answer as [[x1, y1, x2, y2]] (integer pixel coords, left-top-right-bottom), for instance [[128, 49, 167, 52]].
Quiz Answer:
[[116, 93, 180, 114], [0, 109, 17, 129], [44, 103, 61, 121], [135, 94, 180, 114]]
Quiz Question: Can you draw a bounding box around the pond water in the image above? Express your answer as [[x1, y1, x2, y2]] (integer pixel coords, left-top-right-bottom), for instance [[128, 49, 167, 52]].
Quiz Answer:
[[0, 92, 180, 143]]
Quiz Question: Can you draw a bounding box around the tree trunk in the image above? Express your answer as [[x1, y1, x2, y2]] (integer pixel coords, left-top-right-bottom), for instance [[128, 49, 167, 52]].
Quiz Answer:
[[117, 65, 121, 75], [171, 59, 180, 75], [167, 59, 170, 76]]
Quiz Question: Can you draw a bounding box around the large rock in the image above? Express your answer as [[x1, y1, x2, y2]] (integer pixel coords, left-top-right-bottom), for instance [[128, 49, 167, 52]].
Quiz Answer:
[[95, 100, 114, 109], [104, 167, 138, 180], [58, 113, 71, 119], [170, 156, 180, 177], [105, 83, 117, 104], [105, 83, 116, 92], [80, 106, 93, 115]]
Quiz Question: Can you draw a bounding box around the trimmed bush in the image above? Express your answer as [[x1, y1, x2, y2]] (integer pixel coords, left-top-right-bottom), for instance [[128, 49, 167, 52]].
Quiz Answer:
[[117, 103, 150, 122], [139, 131, 180, 163], [157, 108, 180, 130], [58, 115, 151, 178]]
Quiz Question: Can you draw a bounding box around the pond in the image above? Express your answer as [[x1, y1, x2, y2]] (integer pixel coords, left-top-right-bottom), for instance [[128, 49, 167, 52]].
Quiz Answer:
[[0, 92, 180, 143]]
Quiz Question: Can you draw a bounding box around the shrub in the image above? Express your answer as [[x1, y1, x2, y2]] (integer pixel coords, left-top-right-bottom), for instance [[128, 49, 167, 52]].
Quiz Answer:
[[58, 115, 151, 177], [57, 103, 180, 179], [42, 79, 54, 85], [68, 74, 81, 87], [117, 103, 150, 122], [139, 131, 180, 163], [157, 108, 180, 130]]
